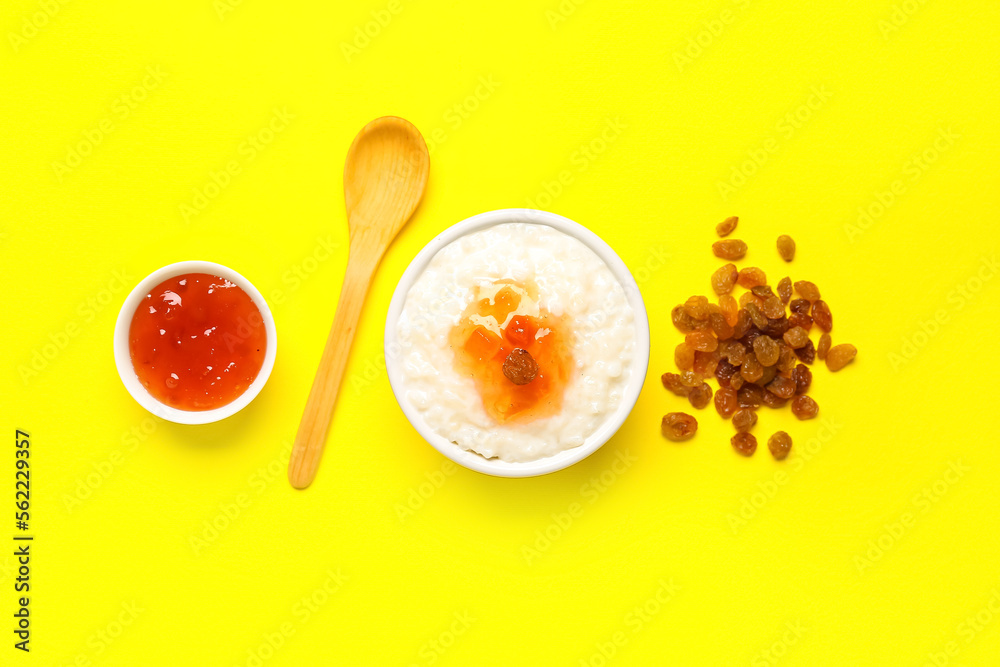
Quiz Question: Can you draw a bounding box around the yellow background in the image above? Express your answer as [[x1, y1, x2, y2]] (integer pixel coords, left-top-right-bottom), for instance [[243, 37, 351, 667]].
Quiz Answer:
[[2, 0, 999, 664]]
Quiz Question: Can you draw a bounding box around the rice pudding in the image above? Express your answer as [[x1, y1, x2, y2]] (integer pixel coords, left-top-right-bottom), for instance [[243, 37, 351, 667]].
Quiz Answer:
[[395, 222, 638, 463]]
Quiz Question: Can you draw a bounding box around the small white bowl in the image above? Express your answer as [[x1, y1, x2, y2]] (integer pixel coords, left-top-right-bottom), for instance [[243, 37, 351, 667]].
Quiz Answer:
[[385, 209, 650, 477], [113, 260, 277, 425]]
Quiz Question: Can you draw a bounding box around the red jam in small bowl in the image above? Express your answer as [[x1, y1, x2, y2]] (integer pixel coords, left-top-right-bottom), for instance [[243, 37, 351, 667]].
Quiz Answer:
[[128, 272, 267, 411]]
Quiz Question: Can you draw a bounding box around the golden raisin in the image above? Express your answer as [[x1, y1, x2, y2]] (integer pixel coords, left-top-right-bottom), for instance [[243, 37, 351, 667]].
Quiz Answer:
[[762, 296, 785, 319], [732, 408, 757, 433], [794, 280, 821, 302], [730, 373, 745, 390], [661, 372, 691, 397], [768, 431, 792, 460], [739, 291, 763, 310], [812, 300, 832, 332], [817, 333, 832, 360], [719, 294, 739, 326], [762, 316, 789, 338], [737, 267, 767, 289], [713, 239, 748, 260], [789, 299, 810, 315], [761, 390, 788, 409], [792, 364, 812, 395], [787, 312, 813, 332], [725, 341, 747, 366], [688, 382, 713, 409], [674, 343, 695, 371], [826, 344, 857, 371], [777, 276, 792, 304], [732, 309, 753, 339], [731, 432, 757, 456], [757, 364, 778, 387], [502, 349, 539, 385], [751, 285, 775, 299], [745, 302, 769, 329], [766, 375, 796, 399], [714, 386, 738, 417], [737, 384, 764, 408], [791, 395, 819, 419], [662, 412, 698, 441], [793, 339, 815, 364], [709, 313, 734, 341], [715, 359, 739, 387], [679, 370, 703, 387], [693, 351, 719, 376], [753, 335, 780, 367], [776, 235, 796, 261], [711, 263, 739, 295], [671, 305, 701, 333], [716, 216, 738, 237], [741, 353, 763, 382], [683, 295, 712, 320], [777, 345, 798, 372], [685, 330, 718, 352], [783, 326, 810, 349]]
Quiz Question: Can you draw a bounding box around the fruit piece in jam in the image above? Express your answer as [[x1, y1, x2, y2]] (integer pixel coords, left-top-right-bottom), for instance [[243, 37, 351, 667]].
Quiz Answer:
[[449, 280, 573, 424]]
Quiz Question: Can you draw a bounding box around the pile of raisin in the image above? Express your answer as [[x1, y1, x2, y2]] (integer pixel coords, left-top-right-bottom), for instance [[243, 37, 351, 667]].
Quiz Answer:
[[660, 220, 857, 459]]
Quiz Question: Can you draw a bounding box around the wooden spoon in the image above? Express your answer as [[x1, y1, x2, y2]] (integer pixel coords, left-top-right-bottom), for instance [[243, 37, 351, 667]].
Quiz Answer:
[[288, 116, 429, 489]]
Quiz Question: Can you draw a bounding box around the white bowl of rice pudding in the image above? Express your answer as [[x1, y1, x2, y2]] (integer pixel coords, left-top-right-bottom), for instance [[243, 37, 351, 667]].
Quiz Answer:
[[385, 209, 650, 477]]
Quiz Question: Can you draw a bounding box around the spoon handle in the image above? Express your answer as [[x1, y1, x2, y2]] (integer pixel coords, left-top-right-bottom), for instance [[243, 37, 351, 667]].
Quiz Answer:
[[288, 252, 374, 488]]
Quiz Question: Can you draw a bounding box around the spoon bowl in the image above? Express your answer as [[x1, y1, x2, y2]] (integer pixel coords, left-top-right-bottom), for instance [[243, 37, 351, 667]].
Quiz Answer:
[[344, 117, 429, 244]]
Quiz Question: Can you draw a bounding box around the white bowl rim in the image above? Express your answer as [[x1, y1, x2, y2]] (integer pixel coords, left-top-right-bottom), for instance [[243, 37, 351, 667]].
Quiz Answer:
[[384, 209, 651, 478], [113, 260, 277, 425]]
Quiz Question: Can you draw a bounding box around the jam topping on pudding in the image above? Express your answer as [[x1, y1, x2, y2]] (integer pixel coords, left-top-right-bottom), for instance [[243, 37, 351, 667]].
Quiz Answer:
[[449, 280, 573, 423]]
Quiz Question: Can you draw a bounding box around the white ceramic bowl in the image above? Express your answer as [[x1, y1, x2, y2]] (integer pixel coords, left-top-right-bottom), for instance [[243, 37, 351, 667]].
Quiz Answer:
[[385, 209, 650, 477], [113, 260, 277, 425]]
